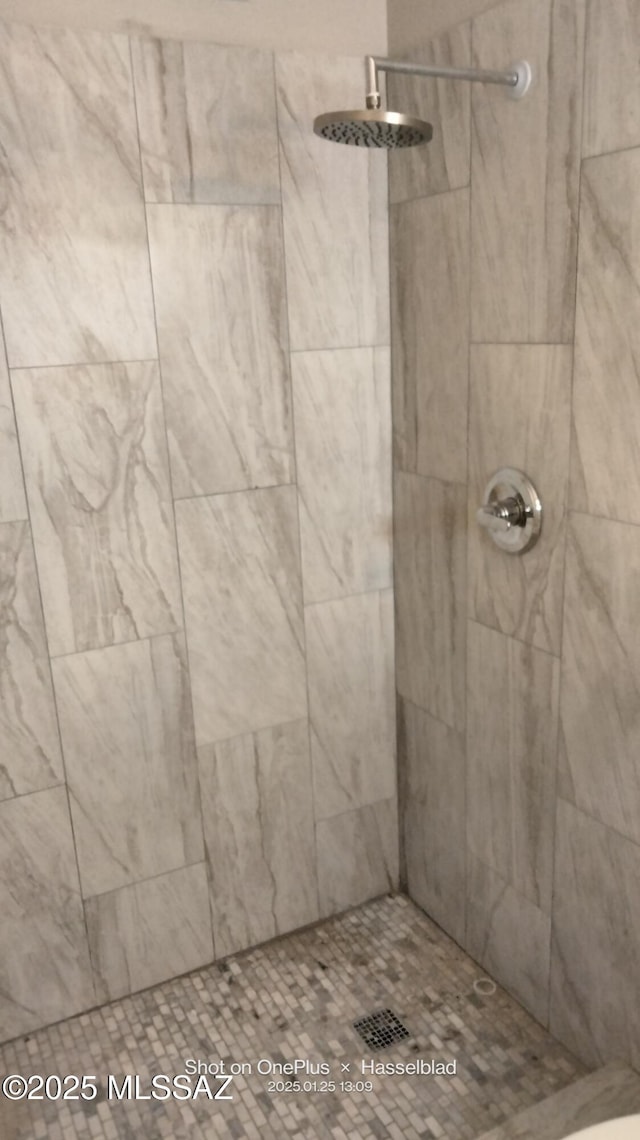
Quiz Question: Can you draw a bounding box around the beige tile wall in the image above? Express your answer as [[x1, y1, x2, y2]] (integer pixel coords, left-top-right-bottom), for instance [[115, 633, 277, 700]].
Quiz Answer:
[[391, 0, 640, 1068], [0, 24, 395, 1042]]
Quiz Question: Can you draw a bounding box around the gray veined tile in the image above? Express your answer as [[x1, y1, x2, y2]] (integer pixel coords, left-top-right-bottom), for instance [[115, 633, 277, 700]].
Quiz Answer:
[[52, 633, 203, 898], [0, 322, 26, 523], [391, 189, 469, 483], [559, 513, 640, 847], [470, 0, 584, 343], [394, 472, 466, 730], [305, 590, 395, 821], [276, 51, 389, 351], [550, 800, 640, 1068], [476, 1063, 640, 1140], [176, 486, 307, 747], [316, 798, 399, 919], [12, 361, 181, 657], [86, 863, 213, 1004], [199, 719, 318, 959], [131, 38, 280, 204], [466, 853, 551, 1026], [571, 149, 640, 524], [469, 345, 571, 655], [0, 786, 95, 1039], [292, 347, 392, 604], [388, 23, 471, 205], [398, 697, 466, 945], [0, 522, 63, 801], [583, 0, 640, 158], [148, 205, 294, 500], [467, 621, 558, 913], [0, 25, 156, 367]]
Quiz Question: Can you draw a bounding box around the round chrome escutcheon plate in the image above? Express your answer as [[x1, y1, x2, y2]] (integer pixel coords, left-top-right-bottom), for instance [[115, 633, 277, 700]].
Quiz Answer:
[[478, 467, 542, 554]]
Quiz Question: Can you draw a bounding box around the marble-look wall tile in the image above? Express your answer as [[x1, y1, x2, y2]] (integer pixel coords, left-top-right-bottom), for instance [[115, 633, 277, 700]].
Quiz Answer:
[[466, 853, 551, 1025], [467, 621, 558, 912], [305, 591, 395, 821], [292, 347, 392, 603], [199, 719, 318, 959], [550, 800, 640, 1068], [0, 25, 156, 367], [394, 472, 466, 729], [0, 522, 63, 802], [583, 0, 640, 158], [276, 52, 389, 351], [131, 39, 279, 204], [52, 633, 203, 898], [148, 205, 293, 500], [388, 24, 471, 204], [571, 149, 640, 524], [176, 486, 306, 746], [316, 798, 399, 918], [0, 322, 26, 523], [469, 345, 571, 655], [560, 513, 640, 847], [470, 0, 584, 343], [398, 697, 466, 944], [476, 1063, 640, 1140], [391, 189, 469, 483], [0, 787, 95, 1039], [85, 864, 213, 1003], [12, 361, 181, 657]]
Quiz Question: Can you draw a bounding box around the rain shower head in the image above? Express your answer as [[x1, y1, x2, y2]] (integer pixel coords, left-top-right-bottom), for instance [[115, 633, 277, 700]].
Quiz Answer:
[[313, 56, 531, 151], [313, 108, 433, 149]]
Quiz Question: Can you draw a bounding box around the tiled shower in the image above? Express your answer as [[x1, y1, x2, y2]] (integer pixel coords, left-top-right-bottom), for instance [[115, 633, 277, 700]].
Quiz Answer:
[[1, 0, 640, 1136], [390, 0, 640, 1073], [0, 26, 395, 1040]]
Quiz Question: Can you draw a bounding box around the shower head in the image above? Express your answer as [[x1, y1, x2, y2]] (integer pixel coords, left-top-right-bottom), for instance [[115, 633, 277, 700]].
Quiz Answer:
[[313, 55, 531, 150], [313, 108, 433, 149]]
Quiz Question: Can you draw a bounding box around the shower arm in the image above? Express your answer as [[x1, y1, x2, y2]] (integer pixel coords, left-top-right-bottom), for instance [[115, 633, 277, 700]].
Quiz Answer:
[[364, 55, 531, 108]]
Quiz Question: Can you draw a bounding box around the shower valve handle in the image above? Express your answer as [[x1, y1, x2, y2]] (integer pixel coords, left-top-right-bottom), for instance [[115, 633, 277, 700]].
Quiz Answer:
[[476, 496, 525, 533], [475, 469, 542, 554]]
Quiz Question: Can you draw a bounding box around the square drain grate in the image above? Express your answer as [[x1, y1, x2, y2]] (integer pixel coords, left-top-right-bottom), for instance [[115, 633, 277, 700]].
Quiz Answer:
[[353, 1009, 410, 1051]]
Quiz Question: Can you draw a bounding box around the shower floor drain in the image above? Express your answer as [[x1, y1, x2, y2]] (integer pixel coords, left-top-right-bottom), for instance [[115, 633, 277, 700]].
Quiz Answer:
[[353, 1009, 410, 1051]]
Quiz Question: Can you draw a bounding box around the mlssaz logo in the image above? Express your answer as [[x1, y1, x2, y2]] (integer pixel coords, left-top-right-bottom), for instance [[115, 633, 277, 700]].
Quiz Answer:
[[107, 1074, 234, 1101]]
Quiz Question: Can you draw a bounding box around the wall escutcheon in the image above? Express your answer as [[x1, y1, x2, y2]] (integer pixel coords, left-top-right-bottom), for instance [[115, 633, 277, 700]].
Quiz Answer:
[[476, 467, 542, 554]]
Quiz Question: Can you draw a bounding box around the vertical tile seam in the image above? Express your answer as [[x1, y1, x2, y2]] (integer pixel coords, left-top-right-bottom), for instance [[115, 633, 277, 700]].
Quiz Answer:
[[127, 33, 217, 965], [1, 302, 98, 1009], [547, 0, 590, 1031], [381, 111, 401, 883], [463, 13, 475, 954], [273, 49, 322, 924]]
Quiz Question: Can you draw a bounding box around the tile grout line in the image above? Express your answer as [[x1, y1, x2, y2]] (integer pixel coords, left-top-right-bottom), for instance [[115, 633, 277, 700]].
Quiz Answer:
[[303, 583, 394, 612], [546, 0, 592, 1033], [9, 357, 160, 375], [48, 624, 183, 663], [289, 342, 391, 356], [383, 126, 402, 887], [554, 793, 640, 855], [463, 14, 474, 953], [272, 48, 322, 924], [466, 615, 563, 662], [173, 480, 295, 504], [127, 33, 218, 966], [81, 856, 210, 905], [389, 179, 471, 210], [1, 302, 98, 1006]]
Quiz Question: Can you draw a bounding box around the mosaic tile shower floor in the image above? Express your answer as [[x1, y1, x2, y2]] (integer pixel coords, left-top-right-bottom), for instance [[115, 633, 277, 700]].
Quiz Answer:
[[1, 895, 586, 1140]]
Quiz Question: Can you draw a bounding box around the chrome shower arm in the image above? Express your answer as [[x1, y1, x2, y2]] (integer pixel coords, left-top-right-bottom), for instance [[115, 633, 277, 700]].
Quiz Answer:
[[364, 54, 531, 108]]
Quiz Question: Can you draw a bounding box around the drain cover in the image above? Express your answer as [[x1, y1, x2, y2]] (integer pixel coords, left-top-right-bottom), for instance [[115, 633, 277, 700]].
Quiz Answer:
[[353, 1009, 410, 1051]]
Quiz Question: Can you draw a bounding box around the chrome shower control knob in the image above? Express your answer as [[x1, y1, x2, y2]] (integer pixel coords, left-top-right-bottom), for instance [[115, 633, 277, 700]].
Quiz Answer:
[[476, 496, 525, 533], [477, 469, 542, 554]]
